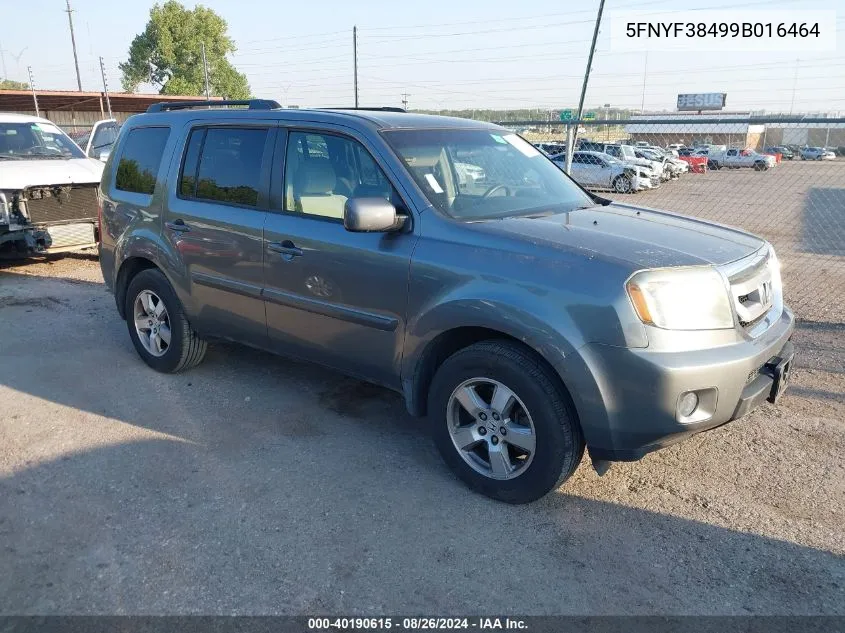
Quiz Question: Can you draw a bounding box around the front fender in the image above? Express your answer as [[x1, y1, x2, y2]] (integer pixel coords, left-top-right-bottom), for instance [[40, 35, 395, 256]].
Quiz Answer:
[[401, 291, 612, 446]]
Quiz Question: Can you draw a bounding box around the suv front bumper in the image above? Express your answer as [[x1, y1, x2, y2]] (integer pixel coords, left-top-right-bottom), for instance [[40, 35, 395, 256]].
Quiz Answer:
[[576, 307, 795, 461]]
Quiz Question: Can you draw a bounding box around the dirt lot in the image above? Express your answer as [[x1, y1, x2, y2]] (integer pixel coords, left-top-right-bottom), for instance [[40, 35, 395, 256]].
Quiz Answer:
[[0, 252, 843, 615]]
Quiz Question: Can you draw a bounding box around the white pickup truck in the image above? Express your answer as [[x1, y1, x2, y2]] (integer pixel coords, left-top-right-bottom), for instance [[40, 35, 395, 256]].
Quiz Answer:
[[708, 148, 776, 171], [1, 114, 106, 256]]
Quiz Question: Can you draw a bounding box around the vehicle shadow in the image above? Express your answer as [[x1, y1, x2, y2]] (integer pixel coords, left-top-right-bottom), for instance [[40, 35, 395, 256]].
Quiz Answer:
[[1, 271, 843, 615], [801, 187, 845, 256]]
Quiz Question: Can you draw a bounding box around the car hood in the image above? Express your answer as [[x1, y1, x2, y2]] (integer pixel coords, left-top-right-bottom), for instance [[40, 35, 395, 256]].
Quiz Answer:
[[0, 158, 104, 190], [475, 202, 764, 268], [620, 159, 652, 172]]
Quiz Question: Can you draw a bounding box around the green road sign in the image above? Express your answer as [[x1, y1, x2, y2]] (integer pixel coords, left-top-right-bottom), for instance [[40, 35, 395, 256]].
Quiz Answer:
[[559, 109, 572, 121], [584, 111, 596, 120]]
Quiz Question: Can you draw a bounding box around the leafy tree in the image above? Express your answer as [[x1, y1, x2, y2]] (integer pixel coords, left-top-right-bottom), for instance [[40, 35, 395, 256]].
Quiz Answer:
[[116, 159, 157, 195], [120, 1, 250, 99], [0, 79, 29, 90]]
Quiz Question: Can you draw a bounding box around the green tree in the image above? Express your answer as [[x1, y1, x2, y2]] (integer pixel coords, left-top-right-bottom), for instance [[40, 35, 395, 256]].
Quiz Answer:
[[120, 1, 250, 99], [0, 79, 29, 90]]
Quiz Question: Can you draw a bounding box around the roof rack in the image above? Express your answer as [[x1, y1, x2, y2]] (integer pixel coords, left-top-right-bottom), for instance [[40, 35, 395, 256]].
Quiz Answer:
[[146, 99, 281, 113], [319, 107, 407, 113]]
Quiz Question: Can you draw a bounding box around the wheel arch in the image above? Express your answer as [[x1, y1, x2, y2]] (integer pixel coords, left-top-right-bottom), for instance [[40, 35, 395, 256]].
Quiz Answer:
[[403, 324, 584, 432], [115, 256, 161, 320]]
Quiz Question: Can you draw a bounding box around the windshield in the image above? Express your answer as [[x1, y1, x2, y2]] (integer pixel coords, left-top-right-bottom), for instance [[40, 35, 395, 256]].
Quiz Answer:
[[383, 129, 592, 220], [0, 121, 85, 159]]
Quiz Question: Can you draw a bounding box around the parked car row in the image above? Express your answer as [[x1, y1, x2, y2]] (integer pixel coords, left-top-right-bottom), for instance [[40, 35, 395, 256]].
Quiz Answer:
[[534, 140, 691, 194]]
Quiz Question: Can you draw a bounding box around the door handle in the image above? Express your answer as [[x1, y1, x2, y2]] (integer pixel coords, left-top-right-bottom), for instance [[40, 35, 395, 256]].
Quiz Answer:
[[166, 219, 191, 233], [267, 240, 303, 258]]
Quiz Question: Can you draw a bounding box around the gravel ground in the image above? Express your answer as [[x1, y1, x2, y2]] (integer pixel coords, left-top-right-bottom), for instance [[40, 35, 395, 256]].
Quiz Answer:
[[0, 256, 843, 615]]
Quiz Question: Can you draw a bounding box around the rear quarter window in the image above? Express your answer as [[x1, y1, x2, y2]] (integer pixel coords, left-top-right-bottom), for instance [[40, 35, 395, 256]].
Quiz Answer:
[[115, 127, 171, 195]]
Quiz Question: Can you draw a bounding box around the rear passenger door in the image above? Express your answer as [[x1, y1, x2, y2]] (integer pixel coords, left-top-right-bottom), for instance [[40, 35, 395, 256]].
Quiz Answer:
[[164, 121, 275, 348], [262, 127, 418, 389]]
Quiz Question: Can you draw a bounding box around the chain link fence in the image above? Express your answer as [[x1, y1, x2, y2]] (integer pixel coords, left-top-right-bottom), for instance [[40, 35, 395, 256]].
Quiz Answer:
[[498, 116, 845, 325]]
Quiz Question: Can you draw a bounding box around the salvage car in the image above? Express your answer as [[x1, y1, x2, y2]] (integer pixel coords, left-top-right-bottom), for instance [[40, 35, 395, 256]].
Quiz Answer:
[[551, 150, 658, 192], [1, 113, 103, 256], [99, 101, 794, 504]]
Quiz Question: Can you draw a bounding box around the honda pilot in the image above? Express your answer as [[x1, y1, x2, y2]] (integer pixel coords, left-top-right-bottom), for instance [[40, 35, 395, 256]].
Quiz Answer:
[[98, 101, 794, 503]]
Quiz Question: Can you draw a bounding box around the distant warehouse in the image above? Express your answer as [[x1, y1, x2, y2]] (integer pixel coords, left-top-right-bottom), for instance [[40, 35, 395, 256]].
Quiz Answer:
[[625, 112, 765, 149], [625, 112, 845, 149]]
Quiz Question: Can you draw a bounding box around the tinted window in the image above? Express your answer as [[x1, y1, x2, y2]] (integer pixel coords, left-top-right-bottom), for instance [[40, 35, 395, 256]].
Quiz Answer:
[[115, 127, 170, 195], [193, 127, 267, 207], [284, 131, 396, 219], [179, 129, 205, 198]]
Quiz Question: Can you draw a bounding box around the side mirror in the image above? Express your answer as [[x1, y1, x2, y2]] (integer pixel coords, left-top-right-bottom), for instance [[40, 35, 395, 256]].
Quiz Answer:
[[98, 150, 111, 162], [343, 197, 406, 233]]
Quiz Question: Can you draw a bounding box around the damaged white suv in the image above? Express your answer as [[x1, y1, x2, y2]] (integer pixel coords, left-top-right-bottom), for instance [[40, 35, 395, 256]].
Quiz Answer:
[[0, 113, 104, 256]]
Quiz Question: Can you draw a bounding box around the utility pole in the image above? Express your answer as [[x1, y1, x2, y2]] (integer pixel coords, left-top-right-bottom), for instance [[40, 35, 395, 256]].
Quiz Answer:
[[0, 42, 7, 81], [64, 0, 83, 91], [640, 51, 648, 113], [99, 57, 112, 118], [789, 58, 799, 114], [201, 43, 210, 99], [353, 26, 359, 108], [27, 66, 39, 117], [401, 92, 409, 110], [604, 103, 611, 140], [566, 0, 605, 175]]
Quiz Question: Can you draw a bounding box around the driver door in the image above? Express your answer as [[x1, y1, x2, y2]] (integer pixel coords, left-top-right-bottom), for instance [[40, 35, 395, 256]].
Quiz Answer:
[[86, 120, 120, 161], [262, 127, 419, 389]]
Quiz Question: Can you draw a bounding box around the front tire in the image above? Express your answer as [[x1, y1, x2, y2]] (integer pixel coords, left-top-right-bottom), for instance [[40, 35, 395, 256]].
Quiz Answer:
[[428, 340, 584, 504], [612, 174, 632, 193], [125, 268, 207, 373]]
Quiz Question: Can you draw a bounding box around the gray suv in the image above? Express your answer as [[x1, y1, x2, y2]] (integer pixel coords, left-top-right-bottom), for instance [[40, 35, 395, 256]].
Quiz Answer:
[[98, 101, 794, 503]]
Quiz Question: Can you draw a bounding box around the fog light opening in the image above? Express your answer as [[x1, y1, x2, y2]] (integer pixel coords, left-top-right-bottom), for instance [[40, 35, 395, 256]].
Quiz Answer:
[[679, 392, 699, 418]]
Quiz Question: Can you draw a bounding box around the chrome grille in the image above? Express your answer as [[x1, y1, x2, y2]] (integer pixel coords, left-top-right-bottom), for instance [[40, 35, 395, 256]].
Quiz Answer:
[[720, 246, 782, 335]]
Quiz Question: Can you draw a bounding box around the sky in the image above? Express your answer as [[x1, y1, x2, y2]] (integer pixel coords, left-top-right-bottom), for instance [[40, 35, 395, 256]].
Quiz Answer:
[[1, 0, 844, 113]]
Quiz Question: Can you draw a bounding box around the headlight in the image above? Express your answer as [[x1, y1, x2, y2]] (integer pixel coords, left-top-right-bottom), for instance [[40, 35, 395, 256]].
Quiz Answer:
[[626, 267, 734, 330]]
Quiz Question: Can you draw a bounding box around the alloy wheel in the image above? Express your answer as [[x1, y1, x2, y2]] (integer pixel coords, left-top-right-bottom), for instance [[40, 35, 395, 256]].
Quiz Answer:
[[133, 290, 172, 357], [446, 377, 537, 480]]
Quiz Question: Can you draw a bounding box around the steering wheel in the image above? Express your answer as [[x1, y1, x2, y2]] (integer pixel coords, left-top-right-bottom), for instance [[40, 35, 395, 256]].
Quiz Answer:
[[482, 184, 511, 199]]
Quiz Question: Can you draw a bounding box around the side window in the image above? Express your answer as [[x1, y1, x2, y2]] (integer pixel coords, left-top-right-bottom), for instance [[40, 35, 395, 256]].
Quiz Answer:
[[284, 131, 395, 219], [115, 127, 170, 195], [178, 128, 205, 198], [183, 127, 268, 207]]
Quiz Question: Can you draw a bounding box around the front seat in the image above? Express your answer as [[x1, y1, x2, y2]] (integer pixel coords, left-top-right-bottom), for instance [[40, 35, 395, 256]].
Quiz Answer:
[[293, 160, 348, 219]]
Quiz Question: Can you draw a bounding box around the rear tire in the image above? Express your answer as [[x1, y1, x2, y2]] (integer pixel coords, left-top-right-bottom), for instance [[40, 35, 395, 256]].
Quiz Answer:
[[427, 340, 584, 504], [125, 268, 207, 373], [754, 161, 768, 171]]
